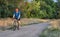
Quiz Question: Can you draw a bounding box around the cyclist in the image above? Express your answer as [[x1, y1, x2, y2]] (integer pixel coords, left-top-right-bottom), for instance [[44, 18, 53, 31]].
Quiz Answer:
[[13, 8, 21, 30]]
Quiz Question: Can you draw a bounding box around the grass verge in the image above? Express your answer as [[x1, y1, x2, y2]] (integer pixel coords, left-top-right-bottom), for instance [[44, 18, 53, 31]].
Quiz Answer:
[[40, 27, 60, 37]]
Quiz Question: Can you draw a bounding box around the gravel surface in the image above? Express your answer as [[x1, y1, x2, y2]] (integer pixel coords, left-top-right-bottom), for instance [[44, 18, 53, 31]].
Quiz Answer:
[[0, 23, 49, 37]]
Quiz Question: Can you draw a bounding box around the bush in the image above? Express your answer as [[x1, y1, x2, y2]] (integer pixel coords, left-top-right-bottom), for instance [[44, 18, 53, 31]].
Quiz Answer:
[[40, 28, 60, 37]]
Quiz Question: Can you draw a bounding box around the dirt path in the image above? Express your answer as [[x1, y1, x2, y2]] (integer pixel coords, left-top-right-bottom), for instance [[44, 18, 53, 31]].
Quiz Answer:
[[0, 23, 49, 37]]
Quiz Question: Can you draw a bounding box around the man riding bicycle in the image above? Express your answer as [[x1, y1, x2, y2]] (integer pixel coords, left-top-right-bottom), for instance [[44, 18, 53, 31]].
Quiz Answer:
[[13, 8, 21, 30]]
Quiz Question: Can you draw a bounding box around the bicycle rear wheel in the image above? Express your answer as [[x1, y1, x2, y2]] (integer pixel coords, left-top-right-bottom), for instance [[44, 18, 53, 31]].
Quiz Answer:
[[16, 24, 19, 30]]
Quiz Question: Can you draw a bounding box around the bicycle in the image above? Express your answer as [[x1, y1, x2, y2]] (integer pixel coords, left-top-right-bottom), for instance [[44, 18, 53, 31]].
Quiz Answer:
[[12, 19, 19, 31]]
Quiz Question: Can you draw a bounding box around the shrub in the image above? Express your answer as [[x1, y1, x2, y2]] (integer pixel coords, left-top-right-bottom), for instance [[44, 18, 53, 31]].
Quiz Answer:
[[40, 28, 60, 37]]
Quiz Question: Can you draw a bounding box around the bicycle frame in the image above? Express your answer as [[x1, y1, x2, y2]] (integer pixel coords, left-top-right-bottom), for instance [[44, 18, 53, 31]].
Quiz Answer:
[[13, 19, 19, 30]]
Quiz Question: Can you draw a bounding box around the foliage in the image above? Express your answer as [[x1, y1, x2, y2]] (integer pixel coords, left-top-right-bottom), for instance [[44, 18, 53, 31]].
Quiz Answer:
[[40, 28, 60, 37], [40, 0, 57, 18], [30, 0, 40, 18], [57, 0, 60, 18], [0, 0, 59, 19]]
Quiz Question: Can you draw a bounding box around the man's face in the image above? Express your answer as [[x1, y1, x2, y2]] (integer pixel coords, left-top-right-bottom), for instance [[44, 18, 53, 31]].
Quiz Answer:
[[15, 8, 18, 12]]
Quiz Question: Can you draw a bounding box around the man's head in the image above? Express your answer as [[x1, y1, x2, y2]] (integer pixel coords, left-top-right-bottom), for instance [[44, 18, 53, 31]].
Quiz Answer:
[[15, 8, 19, 12]]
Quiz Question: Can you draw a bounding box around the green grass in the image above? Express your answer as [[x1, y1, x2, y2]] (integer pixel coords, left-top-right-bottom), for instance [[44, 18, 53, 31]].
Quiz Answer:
[[40, 28, 60, 37]]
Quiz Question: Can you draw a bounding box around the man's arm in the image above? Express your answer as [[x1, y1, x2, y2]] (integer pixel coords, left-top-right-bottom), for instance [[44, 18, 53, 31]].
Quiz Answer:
[[18, 14, 20, 19], [13, 14, 15, 18], [18, 12, 20, 19]]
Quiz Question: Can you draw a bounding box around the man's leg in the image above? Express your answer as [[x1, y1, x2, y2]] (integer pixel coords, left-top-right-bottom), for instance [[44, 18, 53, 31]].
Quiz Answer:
[[17, 20, 20, 30]]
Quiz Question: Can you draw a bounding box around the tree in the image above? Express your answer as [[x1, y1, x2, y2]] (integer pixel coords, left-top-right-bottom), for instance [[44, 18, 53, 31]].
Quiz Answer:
[[57, 0, 60, 18], [20, 0, 41, 18], [0, 0, 58, 18], [30, 0, 40, 18], [35, 0, 57, 18], [0, 0, 24, 18], [0, 0, 9, 18]]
